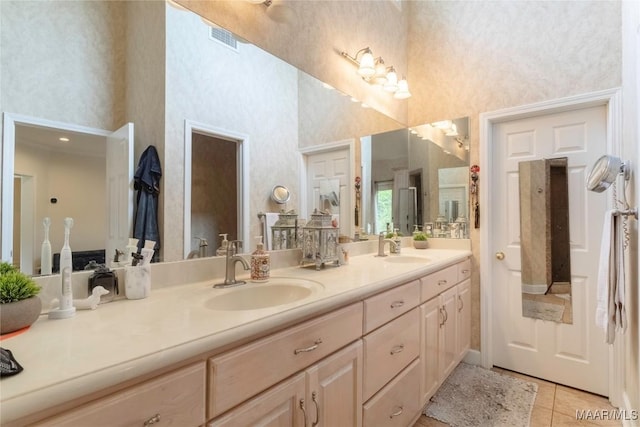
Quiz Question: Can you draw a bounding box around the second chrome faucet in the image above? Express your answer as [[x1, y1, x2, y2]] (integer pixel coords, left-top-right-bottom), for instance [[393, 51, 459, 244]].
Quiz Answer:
[[377, 232, 397, 257], [214, 240, 250, 288]]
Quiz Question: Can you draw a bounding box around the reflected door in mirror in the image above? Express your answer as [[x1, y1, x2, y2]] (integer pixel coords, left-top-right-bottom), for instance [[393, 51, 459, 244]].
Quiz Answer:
[[518, 157, 572, 324]]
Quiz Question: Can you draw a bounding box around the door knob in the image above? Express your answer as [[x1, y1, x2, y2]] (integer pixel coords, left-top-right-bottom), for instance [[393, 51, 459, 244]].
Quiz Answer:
[[495, 251, 505, 260]]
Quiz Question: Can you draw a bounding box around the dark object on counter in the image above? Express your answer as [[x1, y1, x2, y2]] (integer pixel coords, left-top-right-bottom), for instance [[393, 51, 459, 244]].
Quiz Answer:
[[131, 252, 144, 267], [52, 249, 106, 272], [133, 145, 162, 261], [88, 266, 119, 303], [0, 347, 23, 377]]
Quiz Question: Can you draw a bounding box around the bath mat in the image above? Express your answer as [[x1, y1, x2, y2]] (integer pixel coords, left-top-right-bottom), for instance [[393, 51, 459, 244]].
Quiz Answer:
[[522, 299, 564, 322], [424, 363, 538, 427]]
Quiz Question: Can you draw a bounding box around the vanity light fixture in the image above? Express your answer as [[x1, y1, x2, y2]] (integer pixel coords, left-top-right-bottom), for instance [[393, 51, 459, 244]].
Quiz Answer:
[[59, 137, 69, 142], [340, 47, 410, 99]]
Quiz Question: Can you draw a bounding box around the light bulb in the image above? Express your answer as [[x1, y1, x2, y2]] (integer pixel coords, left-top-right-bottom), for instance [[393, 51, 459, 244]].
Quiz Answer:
[[372, 58, 387, 85], [383, 67, 398, 92], [357, 49, 375, 78], [393, 78, 411, 99]]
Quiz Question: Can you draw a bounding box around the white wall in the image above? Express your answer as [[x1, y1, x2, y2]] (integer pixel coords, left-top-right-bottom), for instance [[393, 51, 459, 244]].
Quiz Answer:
[[14, 143, 107, 265], [621, 0, 639, 414]]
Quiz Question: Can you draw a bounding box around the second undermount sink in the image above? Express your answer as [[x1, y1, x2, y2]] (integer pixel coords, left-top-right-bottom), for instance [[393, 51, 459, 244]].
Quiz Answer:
[[204, 278, 324, 311], [383, 256, 431, 264]]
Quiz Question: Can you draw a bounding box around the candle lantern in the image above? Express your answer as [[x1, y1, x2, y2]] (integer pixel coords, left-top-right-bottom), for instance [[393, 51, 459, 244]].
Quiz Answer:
[[454, 215, 469, 239], [434, 214, 449, 237], [301, 210, 340, 270], [271, 211, 299, 250]]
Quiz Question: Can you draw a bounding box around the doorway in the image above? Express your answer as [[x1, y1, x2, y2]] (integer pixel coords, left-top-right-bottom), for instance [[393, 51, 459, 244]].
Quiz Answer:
[[183, 120, 249, 258], [190, 132, 238, 255], [480, 90, 623, 401]]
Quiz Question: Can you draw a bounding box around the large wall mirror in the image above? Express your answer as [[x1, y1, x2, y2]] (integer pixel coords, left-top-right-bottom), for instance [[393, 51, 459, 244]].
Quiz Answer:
[[1, 1, 471, 274], [519, 157, 572, 324]]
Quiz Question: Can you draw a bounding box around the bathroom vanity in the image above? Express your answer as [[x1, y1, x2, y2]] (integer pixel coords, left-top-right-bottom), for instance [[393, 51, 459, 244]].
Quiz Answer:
[[1, 246, 470, 427]]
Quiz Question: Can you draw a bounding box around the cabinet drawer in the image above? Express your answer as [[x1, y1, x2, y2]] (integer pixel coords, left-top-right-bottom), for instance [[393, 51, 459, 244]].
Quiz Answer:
[[363, 308, 419, 401], [208, 302, 363, 418], [363, 358, 421, 427], [35, 363, 206, 427], [458, 258, 471, 282], [421, 264, 458, 302], [364, 279, 420, 333]]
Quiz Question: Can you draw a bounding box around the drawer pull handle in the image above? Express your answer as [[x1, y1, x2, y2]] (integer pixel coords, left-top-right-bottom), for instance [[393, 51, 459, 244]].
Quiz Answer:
[[312, 391, 320, 427], [458, 295, 464, 312], [300, 399, 308, 426], [439, 308, 445, 327], [390, 300, 405, 308], [438, 279, 448, 286], [461, 269, 470, 274], [390, 344, 405, 355], [294, 338, 323, 355], [443, 306, 448, 323], [390, 406, 404, 418], [143, 414, 161, 426]]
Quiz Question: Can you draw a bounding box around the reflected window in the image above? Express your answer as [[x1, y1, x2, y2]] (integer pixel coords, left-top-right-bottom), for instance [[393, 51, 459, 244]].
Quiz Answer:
[[374, 181, 393, 234]]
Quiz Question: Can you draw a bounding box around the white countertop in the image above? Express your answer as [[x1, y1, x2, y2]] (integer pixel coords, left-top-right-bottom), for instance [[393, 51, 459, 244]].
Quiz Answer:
[[0, 247, 470, 423]]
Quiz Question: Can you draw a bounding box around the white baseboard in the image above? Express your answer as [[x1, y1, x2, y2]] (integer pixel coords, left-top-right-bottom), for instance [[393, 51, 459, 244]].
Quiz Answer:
[[463, 349, 482, 366]]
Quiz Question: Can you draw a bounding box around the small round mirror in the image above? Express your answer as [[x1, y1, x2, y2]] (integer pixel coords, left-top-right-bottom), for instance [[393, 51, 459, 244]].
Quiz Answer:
[[271, 185, 291, 204], [586, 155, 623, 193]]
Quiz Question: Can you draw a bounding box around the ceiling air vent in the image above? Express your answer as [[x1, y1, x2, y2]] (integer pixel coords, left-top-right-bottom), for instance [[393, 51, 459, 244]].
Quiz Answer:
[[209, 27, 238, 51]]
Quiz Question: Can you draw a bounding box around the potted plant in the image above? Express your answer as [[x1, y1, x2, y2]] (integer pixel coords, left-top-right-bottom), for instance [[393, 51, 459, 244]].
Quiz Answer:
[[0, 262, 42, 334], [413, 232, 429, 249]]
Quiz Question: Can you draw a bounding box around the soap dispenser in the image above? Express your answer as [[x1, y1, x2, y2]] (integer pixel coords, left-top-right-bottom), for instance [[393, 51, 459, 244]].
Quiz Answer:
[[216, 234, 230, 256], [250, 236, 270, 282], [393, 228, 402, 254]]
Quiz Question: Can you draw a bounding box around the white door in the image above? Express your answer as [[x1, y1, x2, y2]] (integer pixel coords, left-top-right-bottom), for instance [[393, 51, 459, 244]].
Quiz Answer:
[[306, 148, 352, 238], [491, 105, 609, 395], [106, 123, 134, 265]]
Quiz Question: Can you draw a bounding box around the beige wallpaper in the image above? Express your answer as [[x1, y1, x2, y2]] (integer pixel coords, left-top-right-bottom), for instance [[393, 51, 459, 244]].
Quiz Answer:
[[164, 6, 300, 260], [407, 0, 622, 352], [177, 0, 409, 124], [0, 0, 126, 130]]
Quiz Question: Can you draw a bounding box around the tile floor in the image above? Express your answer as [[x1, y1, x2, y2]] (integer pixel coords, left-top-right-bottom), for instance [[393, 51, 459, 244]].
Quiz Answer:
[[413, 367, 622, 427]]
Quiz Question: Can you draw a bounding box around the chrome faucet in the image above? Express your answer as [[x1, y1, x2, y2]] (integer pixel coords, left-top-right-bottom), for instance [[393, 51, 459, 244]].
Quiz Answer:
[[377, 232, 397, 257], [214, 240, 250, 288]]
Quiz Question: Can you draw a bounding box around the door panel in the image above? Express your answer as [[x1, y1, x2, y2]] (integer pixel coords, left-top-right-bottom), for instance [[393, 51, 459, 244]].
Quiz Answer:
[[106, 123, 133, 265], [306, 148, 352, 238], [492, 105, 609, 395]]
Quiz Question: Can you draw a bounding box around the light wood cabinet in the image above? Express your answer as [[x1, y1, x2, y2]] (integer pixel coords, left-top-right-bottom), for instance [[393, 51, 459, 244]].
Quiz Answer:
[[34, 362, 206, 427], [456, 279, 471, 361], [363, 359, 421, 427], [305, 340, 363, 427], [363, 308, 420, 401], [419, 297, 441, 404], [18, 257, 471, 427], [210, 341, 363, 427], [208, 302, 363, 418], [209, 372, 306, 427], [419, 265, 472, 405]]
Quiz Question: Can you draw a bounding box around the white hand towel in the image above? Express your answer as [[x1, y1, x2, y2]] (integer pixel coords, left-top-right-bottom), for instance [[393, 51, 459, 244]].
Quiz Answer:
[[262, 212, 279, 250], [595, 210, 614, 332], [614, 214, 626, 333]]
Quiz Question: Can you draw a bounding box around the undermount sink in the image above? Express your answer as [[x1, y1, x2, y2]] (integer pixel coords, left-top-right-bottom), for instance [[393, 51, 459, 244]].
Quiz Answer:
[[383, 256, 431, 264], [204, 278, 324, 311]]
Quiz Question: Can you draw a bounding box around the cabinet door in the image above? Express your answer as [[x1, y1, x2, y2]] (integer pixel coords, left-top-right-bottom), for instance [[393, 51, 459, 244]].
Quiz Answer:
[[439, 286, 458, 383], [456, 279, 471, 362], [209, 373, 306, 427], [35, 363, 206, 427], [306, 341, 363, 427], [419, 297, 441, 405]]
